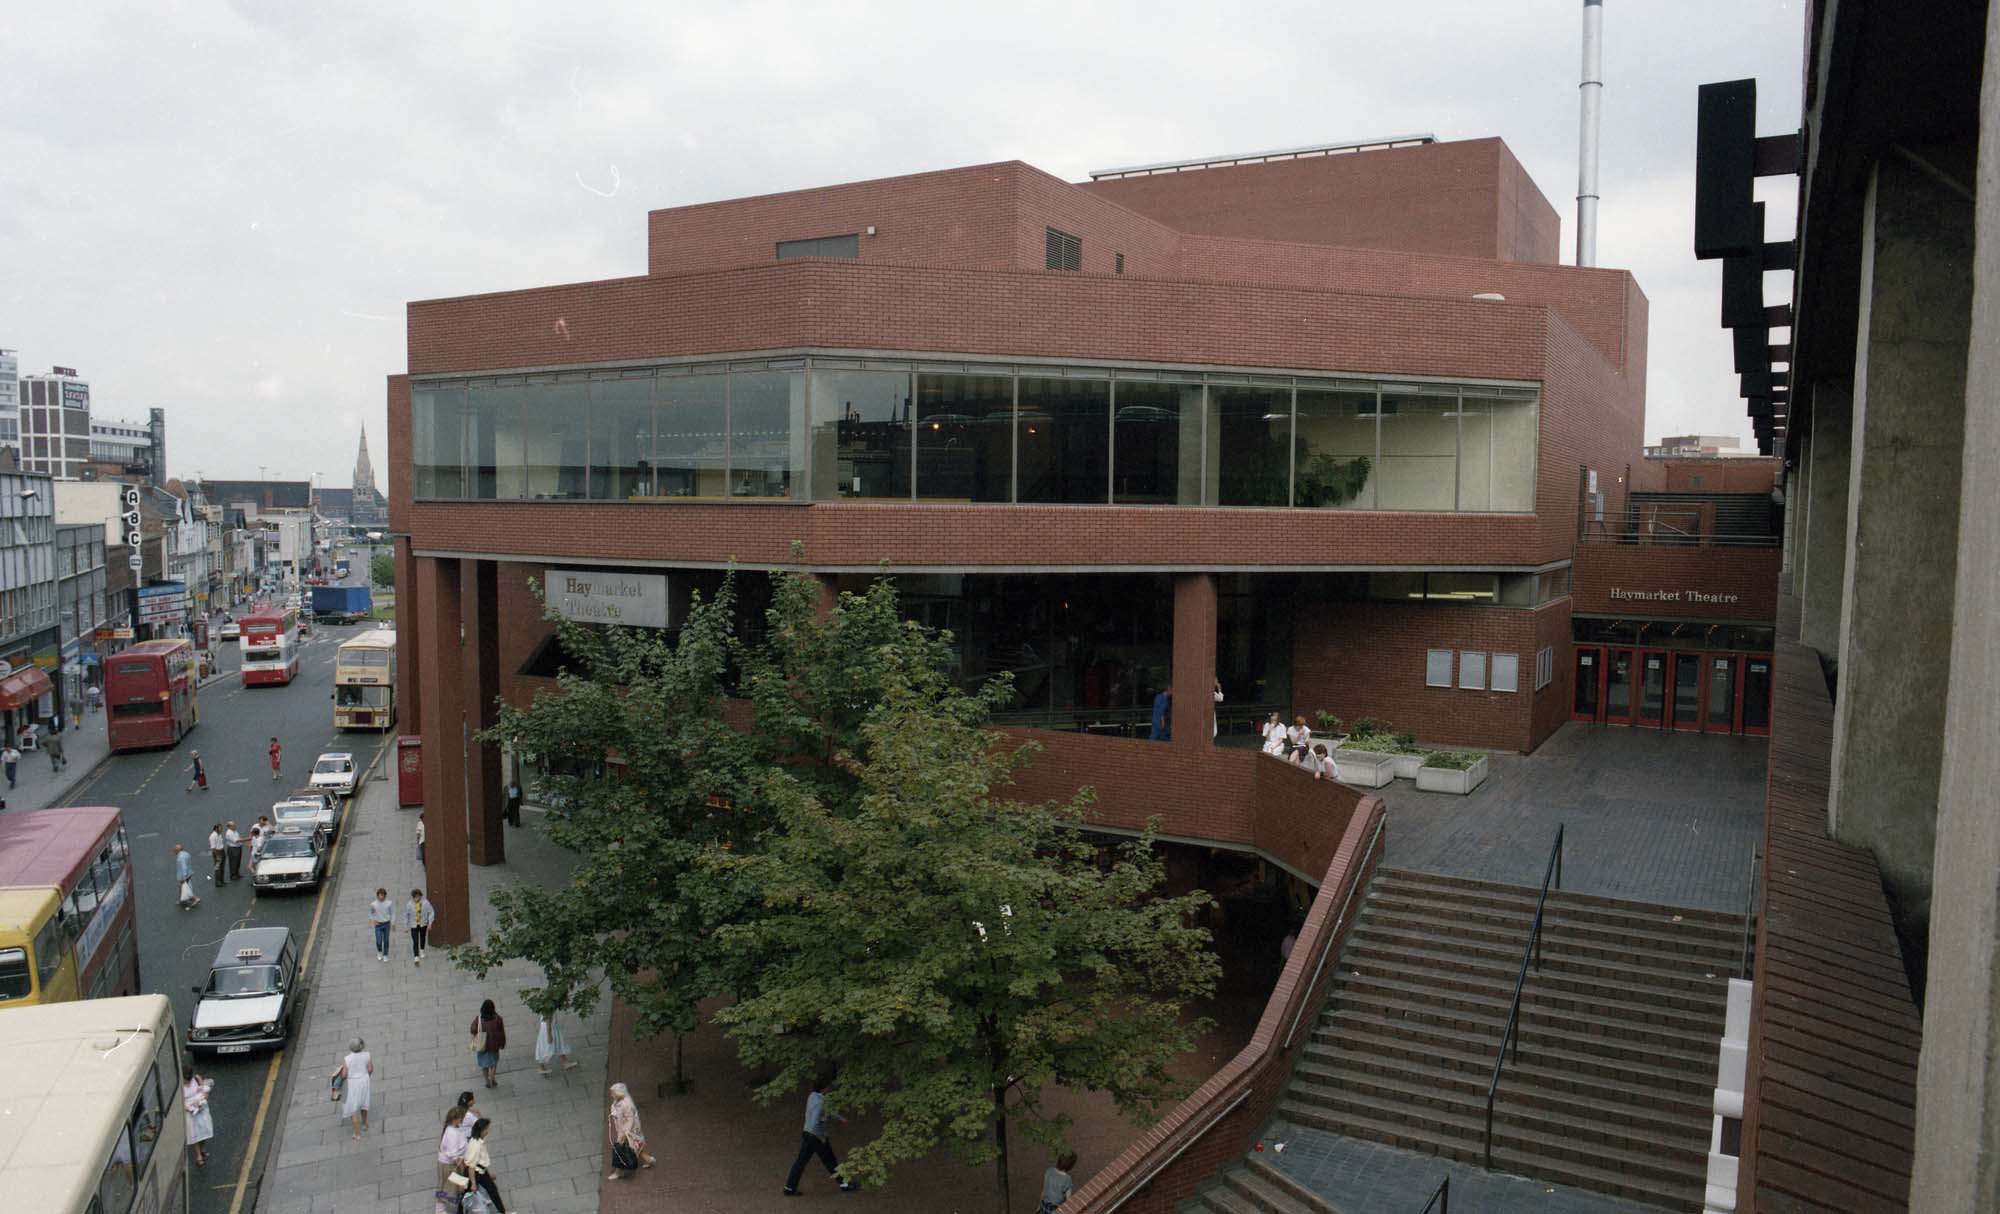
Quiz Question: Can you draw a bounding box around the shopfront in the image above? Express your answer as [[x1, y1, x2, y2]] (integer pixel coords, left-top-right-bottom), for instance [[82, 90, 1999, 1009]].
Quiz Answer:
[[1569, 619, 1772, 736]]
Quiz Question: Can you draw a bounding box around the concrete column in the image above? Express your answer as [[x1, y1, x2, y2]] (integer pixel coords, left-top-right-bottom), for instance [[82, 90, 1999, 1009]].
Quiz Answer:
[[415, 556, 470, 944], [1827, 151, 1975, 909], [1910, 29, 2000, 1203], [1798, 381, 1852, 657], [1170, 573, 1218, 747], [393, 537, 421, 734], [462, 559, 504, 867]]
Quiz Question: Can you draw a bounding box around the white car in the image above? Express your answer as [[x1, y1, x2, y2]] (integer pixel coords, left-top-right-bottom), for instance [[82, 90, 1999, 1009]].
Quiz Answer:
[[219, 619, 241, 641], [309, 752, 358, 797], [273, 790, 337, 840], [250, 827, 327, 892], [189, 927, 300, 1054]]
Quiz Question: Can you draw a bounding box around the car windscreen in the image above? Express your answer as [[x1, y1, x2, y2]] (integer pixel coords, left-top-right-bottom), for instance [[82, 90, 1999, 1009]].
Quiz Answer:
[[273, 803, 320, 822], [262, 837, 317, 859], [206, 965, 281, 996], [314, 759, 353, 774]]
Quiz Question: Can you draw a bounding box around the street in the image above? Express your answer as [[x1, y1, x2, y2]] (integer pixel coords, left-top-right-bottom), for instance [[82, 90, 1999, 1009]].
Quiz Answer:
[[55, 559, 394, 1214]]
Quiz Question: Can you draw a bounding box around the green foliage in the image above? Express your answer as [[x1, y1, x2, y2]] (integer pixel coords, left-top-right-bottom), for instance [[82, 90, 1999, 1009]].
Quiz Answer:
[[369, 552, 395, 588], [1312, 711, 1344, 735], [1294, 453, 1372, 508], [1421, 750, 1485, 771], [714, 652, 1218, 1192]]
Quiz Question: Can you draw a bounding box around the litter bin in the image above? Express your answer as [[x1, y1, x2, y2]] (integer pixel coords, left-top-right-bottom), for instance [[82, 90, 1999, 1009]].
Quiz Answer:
[[397, 735, 423, 807]]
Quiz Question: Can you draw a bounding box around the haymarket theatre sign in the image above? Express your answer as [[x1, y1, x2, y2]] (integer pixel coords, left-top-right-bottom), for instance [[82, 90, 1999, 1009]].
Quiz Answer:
[[547, 569, 668, 628], [1609, 587, 1743, 606]]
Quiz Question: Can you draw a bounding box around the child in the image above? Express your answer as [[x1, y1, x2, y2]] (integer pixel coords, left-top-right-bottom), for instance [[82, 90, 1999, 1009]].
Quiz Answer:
[[1039, 1151, 1077, 1214]]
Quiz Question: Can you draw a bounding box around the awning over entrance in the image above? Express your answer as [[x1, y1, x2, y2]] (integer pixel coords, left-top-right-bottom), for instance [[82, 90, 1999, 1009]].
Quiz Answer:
[[0, 667, 55, 711]]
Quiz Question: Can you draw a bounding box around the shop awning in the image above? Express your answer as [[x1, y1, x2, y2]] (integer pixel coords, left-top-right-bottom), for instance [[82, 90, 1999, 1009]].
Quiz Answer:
[[0, 667, 54, 711]]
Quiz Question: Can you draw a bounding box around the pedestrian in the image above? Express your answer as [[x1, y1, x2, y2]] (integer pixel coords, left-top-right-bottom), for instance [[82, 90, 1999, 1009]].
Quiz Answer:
[[503, 780, 522, 827], [2, 743, 18, 789], [186, 750, 209, 792], [450, 1090, 483, 1125], [403, 887, 436, 965], [783, 1075, 860, 1196], [44, 728, 64, 771], [1287, 715, 1314, 763], [460, 1117, 507, 1213], [369, 888, 395, 962], [1039, 1151, 1078, 1214], [334, 1037, 374, 1139], [1148, 686, 1172, 742], [224, 821, 243, 880], [247, 827, 264, 877], [469, 999, 507, 1089], [1212, 678, 1224, 739], [174, 844, 201, 908], [535, 1010, 579, 1075], [207, 824, 227, 886], [183, 1064, 215, 1168], [436, 1106, 474, 1195], [256, 814, 272, 843], [86, 683, 101, 713], [268, 737, 282, 781], [415, 813, 426, 867], [606, 1082, 657, 1179]]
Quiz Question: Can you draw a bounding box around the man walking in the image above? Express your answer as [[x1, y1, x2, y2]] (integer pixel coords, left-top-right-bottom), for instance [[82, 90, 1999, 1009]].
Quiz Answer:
[[208, 824, 227, 886], [1, 743, 18, 790], [415, 813, 426, 867], [268, 737, 283, 781], [86, 683, 100, 713], [401, 888, 436, 965], [173, 844, 201, 909], [368, 888, 396, 963], [783, 1076, 860, 1196], [504, 779, 523, 827], [43, 728, 65, 772], [224, 821, 244, 881]]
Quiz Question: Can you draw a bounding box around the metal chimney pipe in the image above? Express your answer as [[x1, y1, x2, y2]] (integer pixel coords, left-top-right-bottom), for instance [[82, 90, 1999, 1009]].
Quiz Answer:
[[1576, 0, 1604, 266]]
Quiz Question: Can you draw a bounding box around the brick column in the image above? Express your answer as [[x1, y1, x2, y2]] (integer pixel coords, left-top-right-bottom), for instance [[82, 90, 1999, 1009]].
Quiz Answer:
[[463, 559, 504, 866], [415, 556, 470, 944], [1170, 573, 1218, 747], [393, 537, 421, 736]]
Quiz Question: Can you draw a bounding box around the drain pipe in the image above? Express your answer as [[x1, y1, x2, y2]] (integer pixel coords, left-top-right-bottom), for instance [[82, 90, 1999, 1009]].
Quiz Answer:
[[1575, 0, 1604, 266]]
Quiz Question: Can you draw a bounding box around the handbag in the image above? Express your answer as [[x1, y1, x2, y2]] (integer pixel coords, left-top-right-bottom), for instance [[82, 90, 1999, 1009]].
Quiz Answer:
[[461, 1190, 497, 1214], [611, 1141, 640, 1172], [330, 1070, 346, 1103]]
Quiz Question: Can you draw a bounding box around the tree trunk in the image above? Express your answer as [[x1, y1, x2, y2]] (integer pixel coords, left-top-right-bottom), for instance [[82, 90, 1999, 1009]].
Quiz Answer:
[[672, 1031, 689, 1092], [993, 1086, 1011, 1214]]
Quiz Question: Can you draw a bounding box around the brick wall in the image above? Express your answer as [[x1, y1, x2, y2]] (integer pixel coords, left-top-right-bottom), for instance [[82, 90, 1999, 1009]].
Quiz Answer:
[[1531, 598, 1574, 748], [1571, 545, 1781, 622], [1644, 457, 1782, 493], [1293, 601, 1541, 752], [1080, 138, 1557, 263], [1535, 308, 1648, 564]]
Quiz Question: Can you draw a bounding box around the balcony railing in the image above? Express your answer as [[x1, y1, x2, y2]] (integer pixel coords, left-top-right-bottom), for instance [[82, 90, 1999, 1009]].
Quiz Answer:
[[1579, 492, 1782, 547]]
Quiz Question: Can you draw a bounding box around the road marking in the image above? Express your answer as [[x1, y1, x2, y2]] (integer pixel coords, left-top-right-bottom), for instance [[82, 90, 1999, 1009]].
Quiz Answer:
[[135, 832, 159, 840], [226, 735, 390, 1214], [228, 777, 250, 784]]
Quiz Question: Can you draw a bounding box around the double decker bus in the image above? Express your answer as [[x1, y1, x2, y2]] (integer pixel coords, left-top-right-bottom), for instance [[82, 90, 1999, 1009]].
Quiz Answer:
[[240, 606, 300, 686], [104, 639, 199, 752], [0, 808, 139, 1008], [0, 994, 190, 1214], [333, 630, 396, 730]]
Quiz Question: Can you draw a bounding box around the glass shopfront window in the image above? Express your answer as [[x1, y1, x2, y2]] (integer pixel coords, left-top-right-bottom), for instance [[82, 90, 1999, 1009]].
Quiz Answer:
[[413, 357, 1538, 513], [1113, 380, 1202, 505], [812, 368, 911, 500], [1017, 377, 1110, 504], [1209, 383, 1290, 507], [916, 373, 1013, 502]]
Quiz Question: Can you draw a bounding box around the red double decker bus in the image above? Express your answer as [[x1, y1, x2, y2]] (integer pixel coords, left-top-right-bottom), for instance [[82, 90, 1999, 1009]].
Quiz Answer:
[[240, 607, 300, 686], [105, 639, 200, 753]]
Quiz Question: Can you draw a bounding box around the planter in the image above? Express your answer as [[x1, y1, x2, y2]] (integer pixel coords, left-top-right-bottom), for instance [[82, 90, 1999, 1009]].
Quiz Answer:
[[1415, 756, 1490, 796], [1332, 748, 1397, 789], [1390, 753, 1427, 781]]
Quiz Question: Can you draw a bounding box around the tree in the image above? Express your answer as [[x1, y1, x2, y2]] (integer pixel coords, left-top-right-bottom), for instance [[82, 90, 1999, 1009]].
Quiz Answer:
[[369, 551, 394, 588], [454, 576, 768, 1077], [716, 642, 1220, 1212]]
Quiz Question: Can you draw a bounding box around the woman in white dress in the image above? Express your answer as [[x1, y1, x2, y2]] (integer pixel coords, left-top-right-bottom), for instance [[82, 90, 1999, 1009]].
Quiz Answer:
[[535, 1012, 579, 1075], [335, 1037, 374, 1139], [1260, 713, 1288, 757], [182, 1068, 215, 1168]]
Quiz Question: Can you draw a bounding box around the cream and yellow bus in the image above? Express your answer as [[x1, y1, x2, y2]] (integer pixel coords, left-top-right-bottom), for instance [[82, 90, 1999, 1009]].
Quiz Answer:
[[333, 629, 396, 730], [0, 993, 189, 1213]]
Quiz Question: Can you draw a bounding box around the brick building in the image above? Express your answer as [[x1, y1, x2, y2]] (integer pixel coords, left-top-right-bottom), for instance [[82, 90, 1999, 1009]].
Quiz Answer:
[[387, 135, 1783, 932]]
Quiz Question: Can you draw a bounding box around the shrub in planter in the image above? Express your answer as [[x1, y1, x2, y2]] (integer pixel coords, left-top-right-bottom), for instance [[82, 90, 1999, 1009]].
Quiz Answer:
[[1415, 750, 1490, 795]]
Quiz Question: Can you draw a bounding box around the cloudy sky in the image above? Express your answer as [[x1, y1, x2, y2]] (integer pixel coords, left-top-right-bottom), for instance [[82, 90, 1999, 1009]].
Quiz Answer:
[[2, 1, 1804, 484]]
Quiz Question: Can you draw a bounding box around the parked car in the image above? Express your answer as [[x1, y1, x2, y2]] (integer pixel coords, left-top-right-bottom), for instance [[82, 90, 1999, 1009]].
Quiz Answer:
[[219, 619, 241, 641], [309, 752, 358, 797], [273, 789, 338, 839], [188, 926, 301, 1054], [251, 826, 327, 892]]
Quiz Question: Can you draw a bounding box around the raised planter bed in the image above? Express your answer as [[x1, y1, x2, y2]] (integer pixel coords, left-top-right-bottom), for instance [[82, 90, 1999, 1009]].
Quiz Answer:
[[1389, 753, 1427, 781], [1332, 748, 1398, 789], [1415, 754, 1490, 795]]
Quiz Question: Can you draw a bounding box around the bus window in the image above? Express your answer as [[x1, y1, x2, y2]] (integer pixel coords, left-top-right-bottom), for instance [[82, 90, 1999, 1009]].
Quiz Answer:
[[97, 1124, 136, 1214], [70, 866, 101, 916], [33, 914, 66, 989], [0, 947, 29, 1001], [132, 1054, 169, 1174]]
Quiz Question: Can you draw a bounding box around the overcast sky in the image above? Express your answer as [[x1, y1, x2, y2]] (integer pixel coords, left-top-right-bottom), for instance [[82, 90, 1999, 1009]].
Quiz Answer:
[[2, 1, 1805, 484]]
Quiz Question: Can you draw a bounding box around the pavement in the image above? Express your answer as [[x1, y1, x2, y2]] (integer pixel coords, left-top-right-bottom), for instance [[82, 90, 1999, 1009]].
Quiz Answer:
[[260, 773, 612, 1214], [1379, 721, 1767, 912]]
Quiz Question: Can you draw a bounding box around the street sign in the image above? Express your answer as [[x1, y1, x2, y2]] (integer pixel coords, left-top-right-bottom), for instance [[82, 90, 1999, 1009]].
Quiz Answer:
[[128, 551, 142, 570]]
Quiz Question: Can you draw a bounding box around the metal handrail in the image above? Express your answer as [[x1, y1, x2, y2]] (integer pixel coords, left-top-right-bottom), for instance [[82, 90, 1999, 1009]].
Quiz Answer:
[[1739, 848, 1761, 978], [1483, 824, 1564, 1170], [1417, 1177, 1450, 1213]]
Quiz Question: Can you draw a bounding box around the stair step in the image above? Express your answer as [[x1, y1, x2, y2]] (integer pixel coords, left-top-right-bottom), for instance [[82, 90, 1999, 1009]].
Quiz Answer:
[[1328, 985, 1717, 1057], [1227, 1157, 1335, 1214], [1364, 890, 1746, 962], [1293, 1050, 1710, 1135], [1345, 926, 1735, 999], [1353, 912, 1740, 980], [1334, 943, 1729, 1016], [1298, 1040, 1711, 1123], [1378, 867, 1744, 930], [1308, 1020, 1715, 1099], [1328, 972, 1720, 1040], [1276, 1098, 1705, 1211]]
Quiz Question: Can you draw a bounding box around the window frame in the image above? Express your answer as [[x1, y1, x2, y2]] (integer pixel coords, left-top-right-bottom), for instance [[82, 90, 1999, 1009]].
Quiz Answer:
[[1458, 650, 1488, 690], [775, 233, 860, 261], [1492, 652, 1520, 693], [1425, 648, 1454, 688]]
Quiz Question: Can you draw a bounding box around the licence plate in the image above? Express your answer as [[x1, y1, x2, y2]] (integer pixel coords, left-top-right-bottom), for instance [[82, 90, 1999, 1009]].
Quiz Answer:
[[216, 1045, 251, 1054]]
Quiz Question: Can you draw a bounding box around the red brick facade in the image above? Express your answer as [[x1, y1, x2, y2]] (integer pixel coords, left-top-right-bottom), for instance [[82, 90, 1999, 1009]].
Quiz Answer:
[[1571, 545, 1783, 623]]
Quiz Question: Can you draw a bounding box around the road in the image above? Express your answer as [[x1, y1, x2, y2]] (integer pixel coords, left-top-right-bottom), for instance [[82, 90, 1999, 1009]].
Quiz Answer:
[[56, 553, 394, 1214]]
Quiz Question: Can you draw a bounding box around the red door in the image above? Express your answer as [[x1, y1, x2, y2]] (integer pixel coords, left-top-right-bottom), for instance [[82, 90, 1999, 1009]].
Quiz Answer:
[[1603, 648, 1637, 726], [1636, 650, 1669, 729], [1704, 655, 1740, 734], [1572, 647, 1603, 722], [1668, 652, 1705, 732], [1741, 655, 1773, 737]]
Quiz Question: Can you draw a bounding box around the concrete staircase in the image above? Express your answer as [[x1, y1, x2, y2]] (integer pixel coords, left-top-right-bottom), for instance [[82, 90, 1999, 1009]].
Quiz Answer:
[[1252, 867, 1742, 1211], [1181, 1153, 1337, 1214]]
